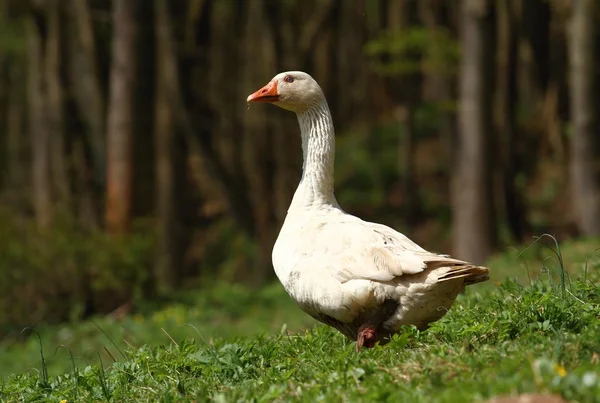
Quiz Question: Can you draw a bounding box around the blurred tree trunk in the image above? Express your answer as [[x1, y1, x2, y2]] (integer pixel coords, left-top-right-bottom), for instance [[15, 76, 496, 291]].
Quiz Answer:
[[452, 0, 495, 263], [520, 1, 563, 163], [569, 0, 600, 235], [106, 0, 136, 233], [419, 0, 457, 183], [27, 13, 53, 228], [68, 0, 106, 186], [5, 63, 25, 196], [242, 0, 276, 284], [132, 0, 155, 219], [0, 1, 24, 199], [0, 0, 5, 192], [381, 0, 421, 226], [522, 0, 550, 93], [182, 1, 254, 239], [335, 0, 369, 123], [497, 0, 528, 241], [65, 0, 105, 227], [545, 3, 570, 158], [154, 0, 183, 293], [154, 0, 257, 282], [394, 0, 420, 226], [45, 0, 70, 210]]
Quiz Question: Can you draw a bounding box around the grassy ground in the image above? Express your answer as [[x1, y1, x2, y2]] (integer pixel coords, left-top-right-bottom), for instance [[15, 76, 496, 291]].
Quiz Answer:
[[0, 237, 599, 402]]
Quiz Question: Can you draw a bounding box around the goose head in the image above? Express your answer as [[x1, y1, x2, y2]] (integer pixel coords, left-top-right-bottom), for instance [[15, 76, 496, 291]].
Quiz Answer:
[[247, 71, 325, 113]]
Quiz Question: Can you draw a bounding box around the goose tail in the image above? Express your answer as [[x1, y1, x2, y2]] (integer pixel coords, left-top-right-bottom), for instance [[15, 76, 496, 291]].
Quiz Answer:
[[437, 264, 490, 285], [426, 257, 490, 286]]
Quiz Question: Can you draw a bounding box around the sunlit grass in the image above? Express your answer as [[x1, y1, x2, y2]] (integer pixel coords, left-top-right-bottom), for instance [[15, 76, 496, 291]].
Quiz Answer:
[[0, 237, 598, 402]]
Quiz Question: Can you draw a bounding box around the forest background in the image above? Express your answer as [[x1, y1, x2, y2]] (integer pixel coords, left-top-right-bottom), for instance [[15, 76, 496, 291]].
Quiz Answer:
[[0, 0, 599, 337]]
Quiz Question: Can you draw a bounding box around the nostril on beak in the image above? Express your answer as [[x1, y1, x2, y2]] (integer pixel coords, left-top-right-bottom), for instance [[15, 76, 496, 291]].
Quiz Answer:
[[261, 89, 267, 93]]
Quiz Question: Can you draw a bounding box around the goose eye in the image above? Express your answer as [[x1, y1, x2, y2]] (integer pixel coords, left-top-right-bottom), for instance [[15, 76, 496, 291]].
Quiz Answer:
[[284, 76, 294, 83]]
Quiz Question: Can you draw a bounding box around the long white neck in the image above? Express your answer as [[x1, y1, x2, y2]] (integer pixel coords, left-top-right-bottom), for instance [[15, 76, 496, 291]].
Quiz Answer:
[[288, 100, 339, 211]]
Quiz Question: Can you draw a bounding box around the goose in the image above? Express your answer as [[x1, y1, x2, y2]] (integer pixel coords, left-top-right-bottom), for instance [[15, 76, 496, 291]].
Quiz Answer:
[[247, 71, 489, 351]]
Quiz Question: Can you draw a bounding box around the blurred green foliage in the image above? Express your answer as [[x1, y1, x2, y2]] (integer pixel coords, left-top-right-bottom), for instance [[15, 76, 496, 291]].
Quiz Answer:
[[0, 17, 26, 57], [0, 208, 154, 335], [365, 27, 460, 76]]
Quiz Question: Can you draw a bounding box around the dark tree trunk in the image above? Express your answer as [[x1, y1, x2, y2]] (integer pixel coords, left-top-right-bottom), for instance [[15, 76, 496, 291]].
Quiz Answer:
[[45, 0, 70, 210], [132, 0, 156, 219], [68, 0, 106, 186], [498, 0, 528, 241], [242, 0, 276, 284], [27, 14, 53, 228], [452, 0, 496, 263], [5, 63, 25, 195], [64, 0, 105, 227], [154, 0, 184, 293], [419, 0, 456, 183], [569, 0, 600, 235]]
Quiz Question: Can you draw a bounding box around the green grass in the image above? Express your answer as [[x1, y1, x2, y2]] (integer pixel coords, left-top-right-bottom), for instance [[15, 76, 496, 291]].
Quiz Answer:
[[1, 237, 599, 402], [485, 236, 600, 286], [0, 283, 317, 378]]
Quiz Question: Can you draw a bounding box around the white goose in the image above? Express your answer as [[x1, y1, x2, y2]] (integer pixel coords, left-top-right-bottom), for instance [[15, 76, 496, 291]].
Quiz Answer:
[[247, 71, 489, 351]]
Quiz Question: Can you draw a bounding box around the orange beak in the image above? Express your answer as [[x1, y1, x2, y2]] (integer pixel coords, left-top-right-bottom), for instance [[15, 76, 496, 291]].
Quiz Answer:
[[247, 80, 279, 103]]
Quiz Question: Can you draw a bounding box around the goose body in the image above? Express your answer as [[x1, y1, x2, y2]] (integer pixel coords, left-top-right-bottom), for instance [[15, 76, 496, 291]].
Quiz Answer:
[[247, 71, 489, 351]]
